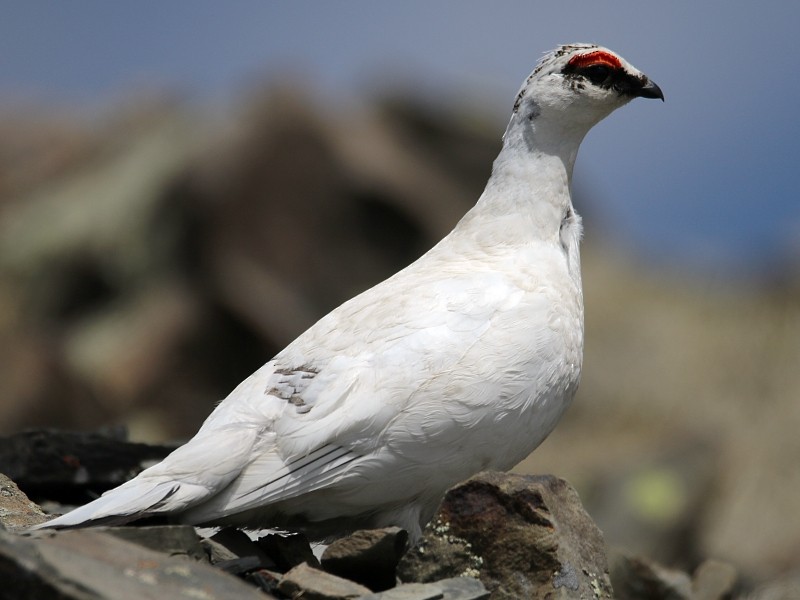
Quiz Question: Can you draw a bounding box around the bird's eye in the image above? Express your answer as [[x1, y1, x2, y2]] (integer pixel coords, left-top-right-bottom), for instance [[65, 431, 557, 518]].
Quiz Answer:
[[584, 64, 611, 85]]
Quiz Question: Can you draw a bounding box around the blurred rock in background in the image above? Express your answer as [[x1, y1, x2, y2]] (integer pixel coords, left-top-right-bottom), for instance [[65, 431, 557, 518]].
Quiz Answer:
[[0, 84, 798, 594]]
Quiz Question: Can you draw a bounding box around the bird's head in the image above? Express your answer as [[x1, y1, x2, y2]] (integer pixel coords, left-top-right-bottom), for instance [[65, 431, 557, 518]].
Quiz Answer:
[[508, 44, 663, 139]]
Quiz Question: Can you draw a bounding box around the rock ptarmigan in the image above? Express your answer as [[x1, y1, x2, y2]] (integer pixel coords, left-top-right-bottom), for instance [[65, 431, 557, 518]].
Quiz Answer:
[[35, 44, 663, 542]]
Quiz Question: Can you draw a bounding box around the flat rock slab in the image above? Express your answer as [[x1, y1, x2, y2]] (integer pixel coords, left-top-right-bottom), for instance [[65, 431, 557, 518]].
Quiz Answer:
[[360, 576, 490, 599], [0, 528, 267, 600], [278, 562, 372, 599], [400, 472, 613, 599], [99, 524, 207, 561]]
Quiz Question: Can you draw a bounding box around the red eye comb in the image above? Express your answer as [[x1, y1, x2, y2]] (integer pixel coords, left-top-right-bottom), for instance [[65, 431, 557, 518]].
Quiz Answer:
[[567, 50, 622, 70]]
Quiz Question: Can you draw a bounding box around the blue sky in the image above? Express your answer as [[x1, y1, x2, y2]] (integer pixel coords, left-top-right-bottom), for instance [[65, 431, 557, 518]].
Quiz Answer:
[[2, 2, 798, 279]]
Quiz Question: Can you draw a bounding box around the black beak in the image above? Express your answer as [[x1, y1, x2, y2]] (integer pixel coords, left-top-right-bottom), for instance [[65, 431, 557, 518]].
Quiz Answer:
[[635, 78, 664, 101]]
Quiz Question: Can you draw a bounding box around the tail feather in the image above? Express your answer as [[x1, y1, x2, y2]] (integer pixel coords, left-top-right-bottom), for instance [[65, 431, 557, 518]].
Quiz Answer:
[[31, 480, 181, 529], [32, 423, 262, 529]]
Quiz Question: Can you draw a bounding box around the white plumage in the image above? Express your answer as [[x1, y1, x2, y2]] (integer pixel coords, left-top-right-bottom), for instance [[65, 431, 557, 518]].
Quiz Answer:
[[36, 44, 662, 542]]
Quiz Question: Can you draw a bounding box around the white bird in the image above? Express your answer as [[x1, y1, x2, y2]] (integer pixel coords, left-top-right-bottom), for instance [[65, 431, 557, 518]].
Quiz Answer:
[[35, 44, 662, 542]]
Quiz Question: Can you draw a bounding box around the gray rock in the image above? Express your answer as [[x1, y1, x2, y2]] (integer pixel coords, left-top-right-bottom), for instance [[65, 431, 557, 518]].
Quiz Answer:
[[691, 559, 737, 600], [359, 582, 443, 600], [322, 527, 409, 591], [746, 572, 800, 600], [360, 576, 489, 599], [609, 551, 692, 600], [201, 536, 241, 564], [0, 528, 267, 599], [399, 472, 613, 599], [606, 554, 736, 600], [100, 524, 207, 561], [278, 562, 372, 599], [213, 555, 262, 575]]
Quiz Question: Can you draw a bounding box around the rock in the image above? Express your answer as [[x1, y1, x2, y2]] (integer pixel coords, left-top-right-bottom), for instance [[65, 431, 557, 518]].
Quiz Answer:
[[100, 524, 207, 562], [256, 530, 320, 571], [360, 582, 445, 600], [213, 555, 262, 575], [609, 551, 692, 600], [430, 577, 490, 600], [0, 528, 267, 599], [209, 527, 277, 570], [608, 554, 738, 600], [0, 429, 176, 503], [321, 526, 409, 591], [399, 472, 613, 599], [245, 568, 284, 596], [397, 516, 483, 583], [0, 472, 48, 531], [691, 559, 738, 600], [746, 572, 800, 600], [277, 562, 372, 599], [360, 576, 490, 599], [201, 536, 241, 564]]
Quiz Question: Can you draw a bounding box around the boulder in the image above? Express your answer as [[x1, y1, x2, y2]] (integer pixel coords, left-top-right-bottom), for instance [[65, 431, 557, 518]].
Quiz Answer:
[[321, 526, 409, 591], [399, 472, 613, 599]]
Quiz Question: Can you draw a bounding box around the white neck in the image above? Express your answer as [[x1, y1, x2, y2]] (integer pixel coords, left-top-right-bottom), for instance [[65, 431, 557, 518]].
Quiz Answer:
[[452, 111, 590, 245]]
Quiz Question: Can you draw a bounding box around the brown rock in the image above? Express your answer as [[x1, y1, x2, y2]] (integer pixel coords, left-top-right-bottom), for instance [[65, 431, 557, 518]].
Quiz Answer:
[[209, 527, 277, 570], [278, 562, 372, 599], [399, 472, 613, 599], [397, 516, 483, 583], [321, 527, 408, 591], [0, 472, 48, 531], [256, 530, 320, 571], [245, 568, 283, 596]]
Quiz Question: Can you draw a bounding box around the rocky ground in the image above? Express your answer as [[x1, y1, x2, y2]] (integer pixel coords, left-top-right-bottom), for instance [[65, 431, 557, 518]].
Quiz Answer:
[[0, 447, 737, 599], [0, 84, 798, 597]]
